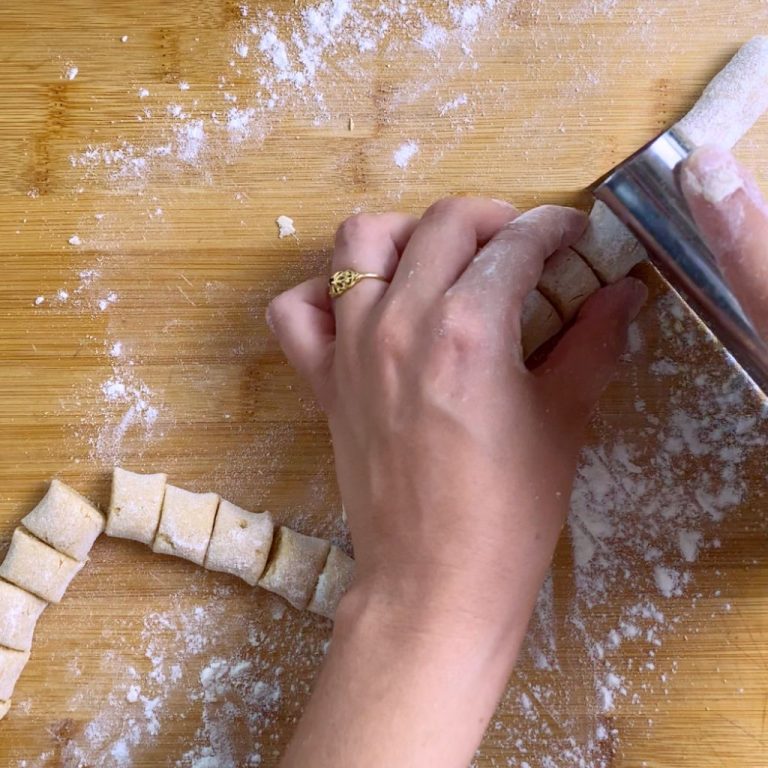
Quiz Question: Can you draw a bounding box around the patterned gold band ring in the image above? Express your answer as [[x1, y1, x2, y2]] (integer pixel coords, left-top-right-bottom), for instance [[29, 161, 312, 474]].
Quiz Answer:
[[328, 269, 389, 298]]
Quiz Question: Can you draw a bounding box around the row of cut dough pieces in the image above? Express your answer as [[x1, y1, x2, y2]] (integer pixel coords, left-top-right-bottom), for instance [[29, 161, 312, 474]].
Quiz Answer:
[[520, 35, 768, 360], [106, 466, 354, 617], [0, 480, 105, 719]]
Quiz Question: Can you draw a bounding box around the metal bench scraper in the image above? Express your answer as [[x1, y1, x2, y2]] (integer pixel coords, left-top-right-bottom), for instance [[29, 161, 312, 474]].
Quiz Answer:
[[592, 127, 768, 397]]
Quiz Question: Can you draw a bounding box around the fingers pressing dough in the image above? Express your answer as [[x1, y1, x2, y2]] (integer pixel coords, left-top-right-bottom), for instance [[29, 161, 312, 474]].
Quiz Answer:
[[307, 545, 355, 620], [21, 479, 104, 562], [0, 580, 47, 652], [204, 500, 274, 586], [537, 248, 601, 322], [520, 289, 562, 359], [152, 486, 220, 566], [0, 528, 84, 603], [258, 527, 331, 610], [107, 467, 167, 545]]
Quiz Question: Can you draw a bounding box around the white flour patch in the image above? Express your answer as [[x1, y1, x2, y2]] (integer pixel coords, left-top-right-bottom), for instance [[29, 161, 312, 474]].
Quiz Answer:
[[393, 140, 419, 169]]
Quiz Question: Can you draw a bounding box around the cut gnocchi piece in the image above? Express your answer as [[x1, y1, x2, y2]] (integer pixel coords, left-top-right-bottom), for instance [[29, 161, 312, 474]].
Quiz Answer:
[[538, 248, 601, 322], [0, 528, 84, 603], [0, 646, 30, 701], [21, 479, 104, 562], [307, 545, 355, 620], [571, 201, 646, 285], [258, 527, 330, 610], [521, 289, 563, 359], [0, 580, 47, 652], [152, 485, 220, 566], [106, 467, 168, 545], [0, 699, 10, 720], [204, 500, 274, 586]]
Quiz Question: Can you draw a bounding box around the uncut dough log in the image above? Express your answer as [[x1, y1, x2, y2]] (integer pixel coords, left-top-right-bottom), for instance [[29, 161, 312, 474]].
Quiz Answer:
[[21, 479, 104, 561], [676, 36, 768, 149], [571, 202, 646, 285], [0, 580, 47, 652], [204, 500, 274, 586], [0, 646, 30, 701], [521, 289, 562, 359], [307, 545, 355, 620], [538, 248, 601, 322], [152, 486, 220, 566], [259, 527, 330, 610], [106, 467, 167, 545], [0, 529, 84, 603]]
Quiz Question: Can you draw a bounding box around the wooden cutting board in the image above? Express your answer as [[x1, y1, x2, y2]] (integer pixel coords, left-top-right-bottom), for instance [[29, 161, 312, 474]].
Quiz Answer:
[[1, 1, 767, 765]]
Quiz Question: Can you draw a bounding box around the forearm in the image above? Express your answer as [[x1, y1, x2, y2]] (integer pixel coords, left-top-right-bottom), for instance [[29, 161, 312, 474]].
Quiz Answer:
[[280, 579, 532, 768]]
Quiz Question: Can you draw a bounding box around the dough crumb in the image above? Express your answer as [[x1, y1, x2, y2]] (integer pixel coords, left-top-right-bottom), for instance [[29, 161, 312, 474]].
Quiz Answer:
[[126, 684, 141, 703], [68, 234, 82, 246], [276, 215, 296, 239]]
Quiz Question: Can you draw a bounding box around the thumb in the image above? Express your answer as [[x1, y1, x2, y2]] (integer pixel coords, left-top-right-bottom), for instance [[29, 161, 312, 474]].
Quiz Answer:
[[681, 145, 768, 339], [537, 278, 647, 426]]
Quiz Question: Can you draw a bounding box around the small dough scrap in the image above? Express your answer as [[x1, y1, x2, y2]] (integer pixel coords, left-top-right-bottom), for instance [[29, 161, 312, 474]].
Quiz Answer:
[[0, 699, 10, 720], [21, 479, 104, 561], [0, 580, 47, 651], [152, 485, 220, 566], [676, 36, 768, 149], [204, 500, 274, 586], [0, 646, 30, 701], [521, 289, 562, 359], [571, 201, 646, 284], [0, 528, 84, 603], [307, 545, 355, 620], [258, 527, 331, 610], [537, 248, 601, 322], [107, 467, 167, 545]]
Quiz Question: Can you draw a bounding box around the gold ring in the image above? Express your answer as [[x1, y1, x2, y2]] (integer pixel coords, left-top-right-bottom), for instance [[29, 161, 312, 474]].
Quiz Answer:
[[329, 269, 389, 298]]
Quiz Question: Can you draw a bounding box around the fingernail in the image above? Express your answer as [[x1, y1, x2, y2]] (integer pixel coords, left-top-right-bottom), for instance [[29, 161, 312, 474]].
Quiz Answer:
[[491, 198, 516, 210]]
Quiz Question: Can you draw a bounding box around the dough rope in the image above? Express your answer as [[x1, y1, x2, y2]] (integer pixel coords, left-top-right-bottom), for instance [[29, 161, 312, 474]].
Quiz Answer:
[[0, 470, 354, 719]]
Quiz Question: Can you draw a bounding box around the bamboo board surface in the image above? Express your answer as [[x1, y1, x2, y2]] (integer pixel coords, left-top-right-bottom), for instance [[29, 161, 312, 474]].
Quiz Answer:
[[1, 1, 768, 766]]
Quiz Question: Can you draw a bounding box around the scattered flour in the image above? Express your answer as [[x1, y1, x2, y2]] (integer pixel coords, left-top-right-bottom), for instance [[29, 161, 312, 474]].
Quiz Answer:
[[393, 140, 420, 169]]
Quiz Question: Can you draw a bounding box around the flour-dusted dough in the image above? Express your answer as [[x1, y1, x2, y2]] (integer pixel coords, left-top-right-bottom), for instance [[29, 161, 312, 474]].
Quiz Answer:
[[307, 545, 355, 620], [204, 500, 274, 586], [152, 485, 220, 566], [537, 248, 601, 322], [107, 467, 167, 545], [258, 527, 330, 610], [0, 528, 84, 603], [0, 646, 30, 701], [571, 201, 646, 285], [0, 699, 10, 720], [0, 580, 47, 652], [676, 36, 768, 149], [521, 289, 563, 359], [21, 479, 104, 562]]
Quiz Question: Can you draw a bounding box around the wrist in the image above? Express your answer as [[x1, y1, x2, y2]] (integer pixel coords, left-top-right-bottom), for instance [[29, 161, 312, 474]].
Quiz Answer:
[[333, 566, 534, 668]]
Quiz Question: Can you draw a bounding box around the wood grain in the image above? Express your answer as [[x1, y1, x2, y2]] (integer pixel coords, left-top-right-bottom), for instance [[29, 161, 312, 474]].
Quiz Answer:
[[1, 1, 768, 765]]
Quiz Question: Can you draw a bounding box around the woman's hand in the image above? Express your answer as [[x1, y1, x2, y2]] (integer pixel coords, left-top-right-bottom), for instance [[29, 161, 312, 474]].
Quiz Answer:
[[682, 145, 768, 338], [269, 198, 646, 768]]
